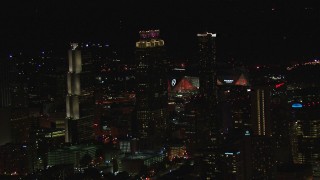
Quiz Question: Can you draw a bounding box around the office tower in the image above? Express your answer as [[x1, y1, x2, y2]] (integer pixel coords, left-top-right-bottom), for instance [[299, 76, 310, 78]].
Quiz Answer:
[[270, 83, 292, 165], [226, 131, 275, 179], [0, 108, 11, 145], [251, 87, 272, 136], [196, 32, 221, 178], [0, 58, 12, 107], [276, 164, 313, 179], [249, 86, 276, 178], [0, 58, 12, 145], [290, 105, 320, 176], [198, 32, 217, 102], [135, 30, 168, 149], [65, 43, 94, 143], [286, 61, 320, 177], [0, 143, 34, 175], [251, 136, 276, 179], [197, 32, 218, 135], [221, 149, 242, 179]]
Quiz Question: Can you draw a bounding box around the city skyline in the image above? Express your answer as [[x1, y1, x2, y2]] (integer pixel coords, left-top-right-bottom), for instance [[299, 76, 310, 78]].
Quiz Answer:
[[1, 1, 320, 179]]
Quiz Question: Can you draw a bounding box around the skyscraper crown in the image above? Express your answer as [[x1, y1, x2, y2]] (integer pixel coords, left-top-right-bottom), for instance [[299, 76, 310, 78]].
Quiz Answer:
[[139, 30, 160, 40]]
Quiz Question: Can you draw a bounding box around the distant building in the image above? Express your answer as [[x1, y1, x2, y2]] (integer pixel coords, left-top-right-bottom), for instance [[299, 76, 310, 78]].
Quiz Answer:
[[287, 62, 320, 177], [0, 143, 34, 175], [40, 164, 74, 180], [121, 151, 165, 176], [251, 86, 272, 136], [65, 43, 95, 143], [198, 32, 217, 101], [276, 164, 313, 179], [0, 108, 11, 145], [135, 30, 168, 149], [233, 134, 275, 179], [48, 144, 99, 168], [221, 150, 242, 179], [10, 108, 37, 143], [250, 136, 275, 179], [0, 58, 11, 107], [196, 32, 221, 178], [168, 144, 187, 161], [0, 58, 12, 145], [290, 105, 320, 177]]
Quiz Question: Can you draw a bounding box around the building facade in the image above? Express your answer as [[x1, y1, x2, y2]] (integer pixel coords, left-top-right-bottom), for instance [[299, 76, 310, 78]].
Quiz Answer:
[[0, 57, 12, 145], [196, 32, 221, 178], [65, 43, 95, 143], [251, 87, 272, 136], [135, 30, 168, 149]]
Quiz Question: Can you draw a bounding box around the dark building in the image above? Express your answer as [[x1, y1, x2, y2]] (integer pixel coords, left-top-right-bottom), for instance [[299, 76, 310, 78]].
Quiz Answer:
[[195, 32, 221, 178], [216, 63, 251, 132], [198, 32, 217, 103], [134, 30, 168, 149], [251, 136, 276, 179], [0, 108, 11, 145], [0, 57, 13, 145], [220, 149, 242, 179], [231, 133, 276, 180], [290, 104, 320, 177], [270, 83, 292, 165], [0, 143, 35, 175], [276, 164, 313, 179], [0, 57, 12, 107], [287, 61, 320, 177], [65, 43, 95, 143]]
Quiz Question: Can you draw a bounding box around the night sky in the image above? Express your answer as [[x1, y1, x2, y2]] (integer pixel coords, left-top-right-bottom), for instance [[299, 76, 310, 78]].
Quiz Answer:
[[1, 0, 320, 65]]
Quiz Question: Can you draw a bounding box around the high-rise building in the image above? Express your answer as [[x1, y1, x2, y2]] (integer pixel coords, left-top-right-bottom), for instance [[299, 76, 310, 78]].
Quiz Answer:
[[249, 87, 277, 178], [198, 32, 217, 102], [290, 105, 320, 176], [196, 32, 221, 178], [65, 43, 94, 143], [0, 108, 11, 145], [250, 136, 276, 179], [0, 57, 12, 145], [0, 58, 11, 107], [135, 30, 168, 149], [251, 87, 272, 136], [286, 61, 320, 177]]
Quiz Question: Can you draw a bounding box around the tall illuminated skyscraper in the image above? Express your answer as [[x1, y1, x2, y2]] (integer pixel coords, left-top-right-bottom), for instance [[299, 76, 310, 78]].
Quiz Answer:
[[65, 43, 94, 143], [135, 30, 168, 149], [251, 87, 271, 136], [250, 87, 276, 178]]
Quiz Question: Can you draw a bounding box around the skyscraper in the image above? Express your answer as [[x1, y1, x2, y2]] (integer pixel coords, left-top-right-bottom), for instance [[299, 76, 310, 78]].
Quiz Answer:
[[0, 57, 12, 145], [251, 87, 271, 136], [249, 86, 276, 178], [290, 106, 320, 176], [65, 43, 94, 143], [135, 30, 168, 149], [198, 32, 217, 101], [0, 58, 11, 107], [196, 32, 221, 178]]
